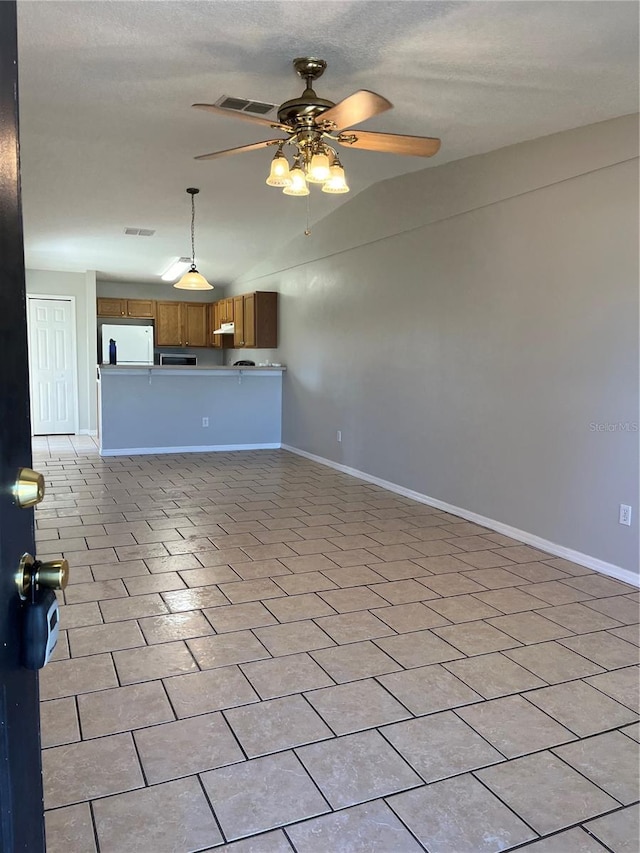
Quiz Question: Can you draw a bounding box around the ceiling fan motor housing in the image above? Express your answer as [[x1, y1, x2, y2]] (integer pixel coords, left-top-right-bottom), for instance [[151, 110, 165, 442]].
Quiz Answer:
[[277, 95, 335, 128], [278, 57, 335, 128]]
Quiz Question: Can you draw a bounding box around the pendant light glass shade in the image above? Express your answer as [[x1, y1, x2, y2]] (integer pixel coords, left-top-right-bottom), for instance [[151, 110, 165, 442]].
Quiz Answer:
[[174, 188, 212, 290], [283, 159, 309, 196], [306, 150, 331, 183], [266, 150, 291, 187], [322, 160, 350, 194], [175, 266, 213, 290]]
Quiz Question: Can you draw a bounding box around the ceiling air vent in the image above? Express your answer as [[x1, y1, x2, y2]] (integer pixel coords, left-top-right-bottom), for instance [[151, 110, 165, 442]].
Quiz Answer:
[[124, 228, 156, 237], [215, 95, 279, 117]]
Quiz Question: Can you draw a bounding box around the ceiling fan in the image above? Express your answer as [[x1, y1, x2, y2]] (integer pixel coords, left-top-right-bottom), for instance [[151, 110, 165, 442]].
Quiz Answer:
[[193, 58, 441, 195]]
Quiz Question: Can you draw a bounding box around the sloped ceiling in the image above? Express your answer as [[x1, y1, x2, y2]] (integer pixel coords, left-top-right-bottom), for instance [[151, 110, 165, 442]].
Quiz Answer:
[[16, 0, 639, 285]]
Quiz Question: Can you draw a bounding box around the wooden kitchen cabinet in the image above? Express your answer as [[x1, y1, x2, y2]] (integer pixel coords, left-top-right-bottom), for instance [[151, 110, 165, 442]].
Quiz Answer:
[[125, 299, 155, 318], [97, 297, 126, 317], [97, 297, 155, 318], [155, 301, 183, 346], [233, 296, 245, 348], [217, 298, 234, 324], [243, 293, 256, 347], [183, 303, 208, 347], [233, 291, 277, 348], [156, 301, 209, 347], [210, 303, 221, 348]]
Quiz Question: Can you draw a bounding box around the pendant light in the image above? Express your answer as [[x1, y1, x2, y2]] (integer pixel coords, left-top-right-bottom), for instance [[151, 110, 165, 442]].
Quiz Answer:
[[174, 187, 213, 290]]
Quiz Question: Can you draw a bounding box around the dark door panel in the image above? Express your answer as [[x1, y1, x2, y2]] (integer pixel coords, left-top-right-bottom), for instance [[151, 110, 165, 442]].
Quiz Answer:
[[0, 3, 46, 849]]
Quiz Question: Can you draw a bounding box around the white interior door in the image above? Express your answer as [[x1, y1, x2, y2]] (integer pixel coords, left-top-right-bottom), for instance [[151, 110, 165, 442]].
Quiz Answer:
[[27, 296, 78, 435]]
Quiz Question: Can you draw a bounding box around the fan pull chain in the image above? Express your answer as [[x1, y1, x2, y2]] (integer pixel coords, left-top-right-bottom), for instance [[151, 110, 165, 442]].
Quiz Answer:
[[304, 193, 311, 237]]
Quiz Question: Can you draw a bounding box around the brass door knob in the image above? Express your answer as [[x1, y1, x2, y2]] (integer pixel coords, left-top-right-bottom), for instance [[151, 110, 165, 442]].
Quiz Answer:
[[13, 468, 45, 508], [16, 553, 69, 600], [36, 559, 70, 591]]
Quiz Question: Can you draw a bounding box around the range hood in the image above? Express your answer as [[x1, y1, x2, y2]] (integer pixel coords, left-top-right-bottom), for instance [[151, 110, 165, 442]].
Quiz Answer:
[[213, 322, 234, 335]]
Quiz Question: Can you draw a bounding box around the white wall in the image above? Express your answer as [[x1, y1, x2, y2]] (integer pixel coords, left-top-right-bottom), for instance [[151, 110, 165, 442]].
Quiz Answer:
[[26, 269, 97, 433], [229, 115, 639, 577]]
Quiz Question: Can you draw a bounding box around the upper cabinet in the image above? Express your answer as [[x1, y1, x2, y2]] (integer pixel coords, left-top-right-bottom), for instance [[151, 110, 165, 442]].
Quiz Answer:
[[156, 301, 209, 347], [155, 301, 182, 346], [97, 291, 277, 349], [97, 297, 126, 317], [183, 303, 209, 347], [97, 297, 155, 318], [233, 292, 277, 349], [233, 295, 244, 348], [125, 299, 155, 318], [210, 302, 222, 348]]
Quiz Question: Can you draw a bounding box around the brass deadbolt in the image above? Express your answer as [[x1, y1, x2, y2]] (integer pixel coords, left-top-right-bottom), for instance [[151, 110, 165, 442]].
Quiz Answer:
[[13, 468, 45, 508], [16, 553, 69, 600]]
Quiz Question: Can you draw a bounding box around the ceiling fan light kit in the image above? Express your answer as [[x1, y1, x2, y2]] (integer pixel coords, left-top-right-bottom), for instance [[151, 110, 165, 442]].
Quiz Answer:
[[193, 56, 441, 200], [173, 187, 213, 290], [322, 157, 349, 194], [265, 147, 291, 187], [282, 156, 310, 196]]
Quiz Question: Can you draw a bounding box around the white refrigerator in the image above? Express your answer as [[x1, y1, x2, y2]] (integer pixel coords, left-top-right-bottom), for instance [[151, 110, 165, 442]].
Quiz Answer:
[[102, 324, 154, 365]]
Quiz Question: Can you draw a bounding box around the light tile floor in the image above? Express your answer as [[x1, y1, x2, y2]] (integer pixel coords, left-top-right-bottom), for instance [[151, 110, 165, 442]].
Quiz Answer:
[[32, 443, 640, 853]]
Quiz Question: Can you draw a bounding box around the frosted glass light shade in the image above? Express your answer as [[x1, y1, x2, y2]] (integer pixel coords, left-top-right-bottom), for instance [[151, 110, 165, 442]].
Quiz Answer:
[[283, 165, 309, 196], [174, 267, 213, 290], [306, 151, 330, 183], [322, 162, 349, 193], [266, 152, 291, 187]]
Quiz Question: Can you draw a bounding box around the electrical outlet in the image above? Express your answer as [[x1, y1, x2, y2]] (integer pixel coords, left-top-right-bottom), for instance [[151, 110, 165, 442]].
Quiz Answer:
[[337, 430, 342, 443], [202, 417, 209, 428], [619, 504, 632, 526]]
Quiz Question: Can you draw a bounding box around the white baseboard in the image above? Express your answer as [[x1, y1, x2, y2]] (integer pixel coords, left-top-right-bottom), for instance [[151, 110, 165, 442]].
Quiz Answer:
[[100, 442, 282, 457], [78, 429, 98, 436], [282, 444, 639, 588]]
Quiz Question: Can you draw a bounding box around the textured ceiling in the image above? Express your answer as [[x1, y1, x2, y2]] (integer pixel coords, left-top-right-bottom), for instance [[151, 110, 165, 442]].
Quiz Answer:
[[16, 0, 639, 285]]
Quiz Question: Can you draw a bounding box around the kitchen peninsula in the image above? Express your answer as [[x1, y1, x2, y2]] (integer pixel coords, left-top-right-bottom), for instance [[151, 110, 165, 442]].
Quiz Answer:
[[98, 365, 284, 456]]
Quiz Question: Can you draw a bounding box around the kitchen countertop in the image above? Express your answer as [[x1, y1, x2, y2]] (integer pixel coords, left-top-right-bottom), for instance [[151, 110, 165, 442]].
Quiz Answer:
[[98, 364, 285, 372]]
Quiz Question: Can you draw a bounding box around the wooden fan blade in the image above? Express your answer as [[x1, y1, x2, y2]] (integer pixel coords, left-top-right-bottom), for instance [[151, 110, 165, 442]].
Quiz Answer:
[[316, 90, 392, 131], [193, 103, 290, 131], [195, 140, 282, 161], [338, 129, 441, 157]]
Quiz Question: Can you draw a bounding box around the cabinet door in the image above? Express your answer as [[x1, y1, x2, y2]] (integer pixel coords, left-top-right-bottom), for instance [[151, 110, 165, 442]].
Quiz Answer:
[[126, 299, 155, 318], [156, 301, 183, 346], [210, 303, 221, 348], [233, 295, 245, 347], [97, 297, 126, 317], [183, 303, 208, 347], [254, 291, 278, 348], [243, 293, 256, 347], [218, 298, 234, 324]]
